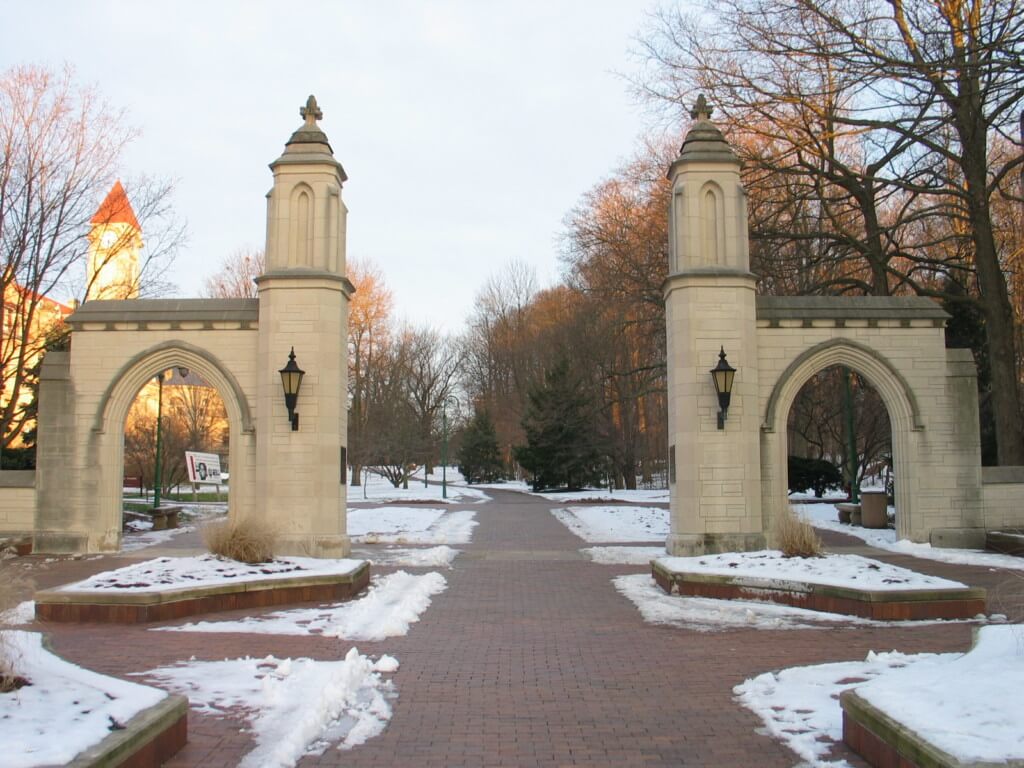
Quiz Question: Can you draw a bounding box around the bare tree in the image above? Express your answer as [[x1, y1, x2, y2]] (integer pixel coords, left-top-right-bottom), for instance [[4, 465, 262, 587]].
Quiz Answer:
[[637, 0, 1024, 463], [202, 248, 264, 299], [0, 63, 183, 449]]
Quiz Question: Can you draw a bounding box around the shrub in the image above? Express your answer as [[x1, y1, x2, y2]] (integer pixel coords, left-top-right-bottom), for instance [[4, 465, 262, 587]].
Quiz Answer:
[[203, 516, 277, 563], [787, 455, 843, 497], [773, 506, 824, 558]]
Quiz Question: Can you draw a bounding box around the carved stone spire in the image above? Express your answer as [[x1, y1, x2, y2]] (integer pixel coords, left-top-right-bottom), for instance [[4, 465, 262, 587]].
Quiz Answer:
[[690, 93, 713, 121], [285, 93, 332, 152], [670, 92, 737, 166], [300, 95, 323, 126]]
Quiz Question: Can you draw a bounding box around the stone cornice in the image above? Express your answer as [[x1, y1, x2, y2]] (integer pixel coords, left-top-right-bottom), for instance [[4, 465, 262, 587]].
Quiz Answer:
[[67, 299, 259, 331]]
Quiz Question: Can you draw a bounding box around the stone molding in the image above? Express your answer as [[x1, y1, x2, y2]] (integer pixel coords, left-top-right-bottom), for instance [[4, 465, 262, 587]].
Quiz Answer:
[[0, 470, 35, 487], [756, 295, 949, 324], [67, 298, 258, 329]]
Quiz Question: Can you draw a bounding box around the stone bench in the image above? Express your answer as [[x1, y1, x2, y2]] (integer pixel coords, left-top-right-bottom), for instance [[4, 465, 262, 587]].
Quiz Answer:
[[836, 503, 860, 525], [147, 505, 182, 530]]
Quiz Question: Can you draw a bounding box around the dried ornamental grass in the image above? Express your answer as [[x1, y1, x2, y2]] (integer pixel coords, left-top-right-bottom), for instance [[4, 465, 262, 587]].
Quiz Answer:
[[0, 573, 30, 692], [773, 506, 825, 558], [202, 516, 278, 564]]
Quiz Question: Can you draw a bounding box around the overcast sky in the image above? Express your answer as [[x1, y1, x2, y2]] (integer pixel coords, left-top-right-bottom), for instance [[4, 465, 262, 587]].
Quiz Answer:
[[3, 1, 676, 333]]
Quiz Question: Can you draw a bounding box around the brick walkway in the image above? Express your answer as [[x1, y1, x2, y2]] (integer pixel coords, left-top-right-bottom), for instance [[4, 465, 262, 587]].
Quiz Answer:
[[5, 490, 1022, 767]]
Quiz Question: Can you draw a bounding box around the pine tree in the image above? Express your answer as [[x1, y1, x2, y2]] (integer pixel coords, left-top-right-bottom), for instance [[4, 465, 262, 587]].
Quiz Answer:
[[457, 410, 504, 484], [514, 359, 606, 491]]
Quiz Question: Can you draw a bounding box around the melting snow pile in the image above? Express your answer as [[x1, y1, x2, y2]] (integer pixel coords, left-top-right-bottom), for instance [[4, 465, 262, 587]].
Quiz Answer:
[[348, 507, 477, 544], [56, 555, 365, 593], [656, 550, 967, 591], [2, 631, 167, 768], [142, 649, 398, 768], [550, 506, 668, 543], [583, 546, 664, 565], [0, 600, 35, 626], [156, 570, 447, 640], [363, 545, 459, 568]]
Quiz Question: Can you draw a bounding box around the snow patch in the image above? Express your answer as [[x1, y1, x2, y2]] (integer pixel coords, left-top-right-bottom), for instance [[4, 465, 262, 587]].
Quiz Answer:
[[349, 508, 477, 545], [0, 600, 35, 625], [155, 570, 447, 640], [551, 506, 668, 543], [583, 546, 664, 565], [362, 546, 459, 568], [141, 649, 397, 767]]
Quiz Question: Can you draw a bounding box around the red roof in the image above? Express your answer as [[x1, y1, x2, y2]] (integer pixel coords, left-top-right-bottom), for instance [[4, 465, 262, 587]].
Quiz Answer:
[[90, 180, 140, 229]]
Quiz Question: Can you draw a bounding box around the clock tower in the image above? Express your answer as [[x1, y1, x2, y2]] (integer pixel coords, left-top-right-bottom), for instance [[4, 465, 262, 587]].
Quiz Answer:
[[86, 180, 142, 301]]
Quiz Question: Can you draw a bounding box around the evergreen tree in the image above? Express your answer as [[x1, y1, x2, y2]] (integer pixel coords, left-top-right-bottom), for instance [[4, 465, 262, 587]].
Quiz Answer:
[[457, 410, 504, 484], [514, 359, 606, 491]]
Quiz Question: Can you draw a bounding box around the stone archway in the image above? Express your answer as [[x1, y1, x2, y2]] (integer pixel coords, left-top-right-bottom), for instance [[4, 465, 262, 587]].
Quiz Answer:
[[88, 341, 256, 550], [761, 338, 921, 541]]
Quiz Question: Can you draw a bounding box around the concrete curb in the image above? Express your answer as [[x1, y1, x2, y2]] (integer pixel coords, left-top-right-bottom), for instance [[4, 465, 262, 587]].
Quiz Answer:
[[66, 694, 188, 768]]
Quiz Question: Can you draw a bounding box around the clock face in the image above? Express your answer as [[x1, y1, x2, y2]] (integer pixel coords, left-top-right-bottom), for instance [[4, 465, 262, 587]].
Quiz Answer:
[[101, 231, 118, 249]]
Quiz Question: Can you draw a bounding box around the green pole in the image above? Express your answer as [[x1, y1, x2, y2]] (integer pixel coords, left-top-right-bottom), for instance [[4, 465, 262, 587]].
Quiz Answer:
[[441, 403, 449, 500], [153, 372, 164, 509], [842, 366, 859, 504]]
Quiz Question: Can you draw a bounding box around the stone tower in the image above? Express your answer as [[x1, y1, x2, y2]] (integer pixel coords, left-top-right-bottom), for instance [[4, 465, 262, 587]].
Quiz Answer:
[[255, 95, 353, 557], [86, 180, 141, 300], [664, 96, 765, 555]]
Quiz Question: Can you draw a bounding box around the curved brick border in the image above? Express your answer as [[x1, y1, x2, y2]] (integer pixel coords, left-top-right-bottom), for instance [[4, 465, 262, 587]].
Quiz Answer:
[[651, 561, 985, 621], [35, 561, 371, 623], [67, 694, 188, 768]]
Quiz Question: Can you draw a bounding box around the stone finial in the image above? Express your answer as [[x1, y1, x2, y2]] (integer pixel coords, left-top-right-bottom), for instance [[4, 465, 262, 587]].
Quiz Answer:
[[300, 95, 323, 126], [691, 94, 713, 121]]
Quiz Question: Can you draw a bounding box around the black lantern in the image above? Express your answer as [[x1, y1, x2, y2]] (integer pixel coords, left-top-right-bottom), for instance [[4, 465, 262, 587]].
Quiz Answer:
[[279, 347, 305, 431], [710, 346, 736, 429]]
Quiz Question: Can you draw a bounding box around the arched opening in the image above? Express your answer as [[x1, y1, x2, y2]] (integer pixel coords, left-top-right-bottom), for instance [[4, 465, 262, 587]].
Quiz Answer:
[[121, 366, 230, 549], [762, 338, 922, 542], [785, 366, 894, 530], [89, 341, 255, 551]]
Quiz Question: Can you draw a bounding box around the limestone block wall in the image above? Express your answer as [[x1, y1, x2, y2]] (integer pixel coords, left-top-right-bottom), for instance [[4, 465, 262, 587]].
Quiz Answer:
[[756, 297, 984, 543], [35, 299, 259, 553], [0, 471, 35, 535], [981, 467, 1024, 530]]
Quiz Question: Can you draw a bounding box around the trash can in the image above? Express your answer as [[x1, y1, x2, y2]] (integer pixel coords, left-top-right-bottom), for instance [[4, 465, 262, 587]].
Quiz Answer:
[[860, 490, 889, 529]]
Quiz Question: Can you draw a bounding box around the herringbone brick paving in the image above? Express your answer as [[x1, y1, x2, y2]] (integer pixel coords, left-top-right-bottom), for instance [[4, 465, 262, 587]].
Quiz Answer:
[[6, 489, 1022, 767]]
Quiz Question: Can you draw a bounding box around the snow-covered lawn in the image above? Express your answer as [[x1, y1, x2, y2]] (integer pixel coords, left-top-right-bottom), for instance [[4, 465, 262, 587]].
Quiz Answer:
[[582, 546, 665, 565], [55, 555, 365, 594], [613, 574, 971, 632], [140, 649, 398, 768], [551, 506, 668, 543], [656, 550, 967, 591], [794, 502, 1024, 571], [358, 545, 460, 568], [347, 507, 477, 545], [735, 625, 1024, 767], [350, 469, 490, 504], [1, 631, 167, 768], [120, 502, 226, 553], [155, 571, 446, 641]]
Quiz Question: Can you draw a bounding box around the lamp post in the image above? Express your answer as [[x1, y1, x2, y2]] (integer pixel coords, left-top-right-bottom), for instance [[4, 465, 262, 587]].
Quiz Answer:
[[710, 347, 737, 430], [153, 371, 165, 509], [441, 395, 458, 500], [278, 348, 305, 431]]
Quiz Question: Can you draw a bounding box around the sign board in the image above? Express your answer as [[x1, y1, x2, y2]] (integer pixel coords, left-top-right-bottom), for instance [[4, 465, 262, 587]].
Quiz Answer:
[[185, 451, 223, 484]]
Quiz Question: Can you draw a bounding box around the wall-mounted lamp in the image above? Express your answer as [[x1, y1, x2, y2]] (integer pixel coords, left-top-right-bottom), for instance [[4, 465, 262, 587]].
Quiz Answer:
[[279, 347, 305, 431], [710, 346, 736, 429]]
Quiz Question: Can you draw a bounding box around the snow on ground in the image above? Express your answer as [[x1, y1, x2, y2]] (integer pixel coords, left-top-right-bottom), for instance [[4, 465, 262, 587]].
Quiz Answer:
[[141, 649, 398, 768], [155, 571, 446, 641], [616, 574, 903, 632], [357, 546, 460, 568], [735, 649, 955, 767], [794, 502, 1024, 571], [551, 506, 669, 543], [119, 502, 227, 553], [56, 555, 366, 593], [853, 625, 1024, 764], [0, 600, 35, 625], [2, 630, 167, 768], [350, 470, 490, 504], [583, 546, 665, 565], [533, 488, 669, 504], [348, 507, 477, 545], [657, 550, 967, 591]]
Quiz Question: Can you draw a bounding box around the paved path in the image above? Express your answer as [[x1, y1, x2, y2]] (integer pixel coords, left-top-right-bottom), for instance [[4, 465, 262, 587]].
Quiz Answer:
[[5, 489, 1022, 767]]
